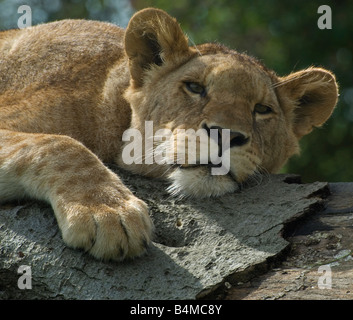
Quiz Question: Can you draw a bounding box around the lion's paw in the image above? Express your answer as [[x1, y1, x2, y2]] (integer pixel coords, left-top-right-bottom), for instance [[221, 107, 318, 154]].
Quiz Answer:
[[55, 196, 153, 261]]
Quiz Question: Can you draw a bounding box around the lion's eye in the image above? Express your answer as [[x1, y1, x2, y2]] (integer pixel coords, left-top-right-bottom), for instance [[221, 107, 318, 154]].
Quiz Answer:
[[185, 82, 206, 97], [254, 104, 272, 115]]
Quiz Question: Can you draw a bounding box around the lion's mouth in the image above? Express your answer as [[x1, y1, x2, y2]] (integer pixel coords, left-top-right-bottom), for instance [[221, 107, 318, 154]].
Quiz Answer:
[[174, 162, 222, 169], [175, 162, 238, 182], [167, 164, 241, 198]]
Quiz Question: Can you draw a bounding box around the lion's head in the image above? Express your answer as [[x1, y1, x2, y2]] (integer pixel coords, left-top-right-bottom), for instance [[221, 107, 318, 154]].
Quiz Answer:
[[120, 8, 338, 198]]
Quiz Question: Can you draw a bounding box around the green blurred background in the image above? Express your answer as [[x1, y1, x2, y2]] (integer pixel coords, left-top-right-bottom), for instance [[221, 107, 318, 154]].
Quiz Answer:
[[1, 0, 352, 183]]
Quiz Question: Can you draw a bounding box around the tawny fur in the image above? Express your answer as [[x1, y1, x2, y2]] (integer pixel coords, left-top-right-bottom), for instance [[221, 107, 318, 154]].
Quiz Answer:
[[0, 8, 338, 261]]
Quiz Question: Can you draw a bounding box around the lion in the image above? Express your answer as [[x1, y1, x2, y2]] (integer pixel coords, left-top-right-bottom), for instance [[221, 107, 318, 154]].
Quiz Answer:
[[0, 8, 338, 261]]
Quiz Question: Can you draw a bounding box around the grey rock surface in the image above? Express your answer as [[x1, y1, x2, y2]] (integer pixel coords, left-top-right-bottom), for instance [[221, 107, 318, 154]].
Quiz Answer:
[[0, 168, 328, 299]]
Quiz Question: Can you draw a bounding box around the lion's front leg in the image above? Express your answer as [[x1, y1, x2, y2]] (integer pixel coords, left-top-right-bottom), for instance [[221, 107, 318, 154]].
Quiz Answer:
[[0, 130, 153, 261]]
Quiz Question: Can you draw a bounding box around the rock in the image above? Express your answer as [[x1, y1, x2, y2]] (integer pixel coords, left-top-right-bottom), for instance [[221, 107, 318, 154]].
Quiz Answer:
[[0, 167, 328, 299], [225, 182, 353, 300]]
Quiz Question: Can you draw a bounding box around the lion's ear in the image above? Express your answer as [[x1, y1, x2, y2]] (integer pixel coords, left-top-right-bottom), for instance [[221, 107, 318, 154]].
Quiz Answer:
[[278, 67, 339, 139], [124, 8, 191, 87]]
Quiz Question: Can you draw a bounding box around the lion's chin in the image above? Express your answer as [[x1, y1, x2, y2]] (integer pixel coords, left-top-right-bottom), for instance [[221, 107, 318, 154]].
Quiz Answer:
[[167, 166, 239, 198]]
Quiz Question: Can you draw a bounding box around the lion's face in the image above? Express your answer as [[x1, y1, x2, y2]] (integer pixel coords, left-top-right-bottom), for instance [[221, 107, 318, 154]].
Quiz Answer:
[[121, 8, 338, 198]]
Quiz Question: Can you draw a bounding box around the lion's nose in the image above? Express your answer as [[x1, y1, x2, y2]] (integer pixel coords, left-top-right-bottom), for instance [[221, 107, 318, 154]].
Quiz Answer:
[[203, 124, 249, 148]]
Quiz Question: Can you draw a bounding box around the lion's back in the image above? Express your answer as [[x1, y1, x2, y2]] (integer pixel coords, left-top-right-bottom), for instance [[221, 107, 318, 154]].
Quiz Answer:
[[0, 19, 125, 94], [0, 20, 130, 161]]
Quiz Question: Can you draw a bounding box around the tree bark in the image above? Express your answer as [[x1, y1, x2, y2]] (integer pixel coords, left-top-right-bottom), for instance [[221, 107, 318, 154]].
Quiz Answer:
[[0, 167, 328, 299]]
